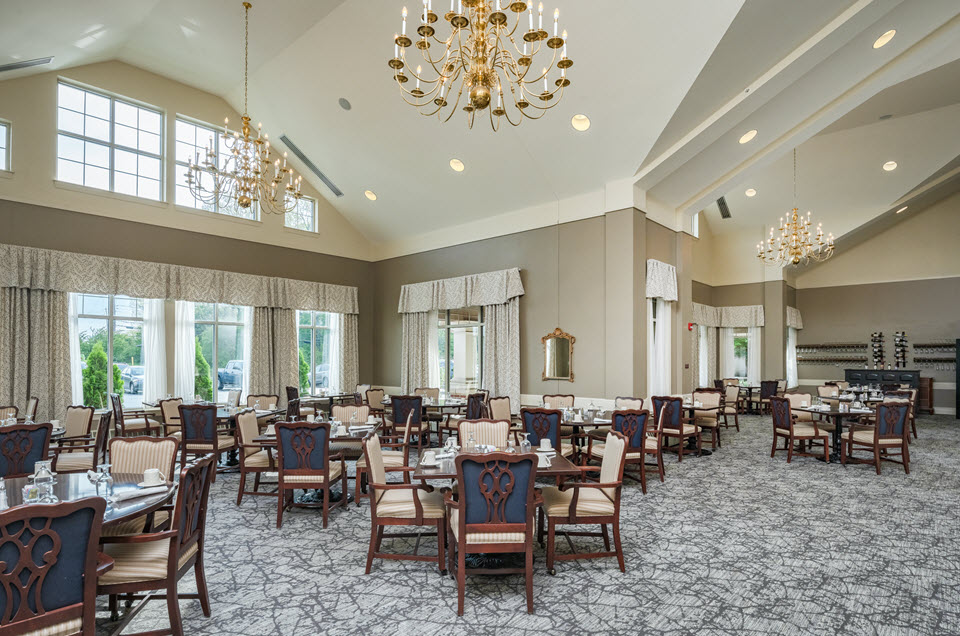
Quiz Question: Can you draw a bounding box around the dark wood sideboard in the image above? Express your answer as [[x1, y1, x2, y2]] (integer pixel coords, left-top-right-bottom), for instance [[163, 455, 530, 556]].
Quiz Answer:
[[844, 368, 934, 415]]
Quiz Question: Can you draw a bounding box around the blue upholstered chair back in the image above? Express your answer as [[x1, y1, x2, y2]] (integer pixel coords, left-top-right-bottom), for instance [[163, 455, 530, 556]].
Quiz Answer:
[[391, 396, 423, 427], [178, 405, 217, 443], [457, 454, 535, 525], [174, 455, 215, 554], [760, 380, 779, 399], [466, 393, 486, 420], [613, 410, 649, 450], [0, 423, 52, 478], [651, 396, 682, 431], [521, 408, 560, 448], [0, 497, 105, 631], [876, 402, 909, 438], [277, 422, 330, 471]]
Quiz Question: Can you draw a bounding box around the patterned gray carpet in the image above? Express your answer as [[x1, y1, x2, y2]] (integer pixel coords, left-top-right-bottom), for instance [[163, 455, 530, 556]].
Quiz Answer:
[[96, 413, 960, 635]]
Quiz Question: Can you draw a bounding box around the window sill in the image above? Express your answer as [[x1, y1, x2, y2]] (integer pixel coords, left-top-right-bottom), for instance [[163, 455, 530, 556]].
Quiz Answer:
[[0, 169, 13, 180], [173, 204, 262, 227], [281, 225, 318, 237], [53, 180, 168, 209]]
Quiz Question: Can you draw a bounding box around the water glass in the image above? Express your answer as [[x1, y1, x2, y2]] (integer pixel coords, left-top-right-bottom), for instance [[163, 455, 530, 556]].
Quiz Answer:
[[519, 432, 532, 454], [506, 440, 517, 454]]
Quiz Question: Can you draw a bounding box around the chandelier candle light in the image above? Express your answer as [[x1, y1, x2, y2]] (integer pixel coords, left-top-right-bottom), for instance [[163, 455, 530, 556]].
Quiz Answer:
[[186, 2, 303, 215], [388, 0, 573, 130], [756, 149, 834, 266]]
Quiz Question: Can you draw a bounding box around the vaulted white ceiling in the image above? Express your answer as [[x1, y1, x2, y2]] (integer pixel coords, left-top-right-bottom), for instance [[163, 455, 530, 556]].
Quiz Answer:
[[2, 0, 960, 255]]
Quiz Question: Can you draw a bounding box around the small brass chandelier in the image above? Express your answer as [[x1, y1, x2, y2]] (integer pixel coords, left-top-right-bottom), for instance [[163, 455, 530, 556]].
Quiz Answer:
[[757, 149, 834, 266], [387, 0, 573, 130], [186, 2, 303, 215]]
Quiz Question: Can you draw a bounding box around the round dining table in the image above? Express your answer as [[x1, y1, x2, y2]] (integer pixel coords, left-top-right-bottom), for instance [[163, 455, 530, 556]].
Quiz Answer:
[[1, 472, 176, 527]]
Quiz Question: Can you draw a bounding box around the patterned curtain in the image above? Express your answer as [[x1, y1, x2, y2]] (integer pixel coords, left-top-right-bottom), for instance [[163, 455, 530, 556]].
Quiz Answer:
[[336, 313, 359, 395], [0, 288, 71, 421], [482, 298, 520, 413], [250, 307, 298, 405], [400, 311, 438, 395]]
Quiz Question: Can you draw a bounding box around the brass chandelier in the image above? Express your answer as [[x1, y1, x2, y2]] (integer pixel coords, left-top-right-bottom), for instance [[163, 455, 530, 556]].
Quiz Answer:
[[387, 0, 573, 130], [186, 2, 303, 215], [757, 149, 834, 266]]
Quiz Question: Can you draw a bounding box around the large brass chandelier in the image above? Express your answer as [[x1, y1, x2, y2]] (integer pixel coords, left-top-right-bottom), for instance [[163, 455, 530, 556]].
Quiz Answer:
[[186, 2, 303, 215], [757, 149, 834, 266], [387, 0, 573, 130]]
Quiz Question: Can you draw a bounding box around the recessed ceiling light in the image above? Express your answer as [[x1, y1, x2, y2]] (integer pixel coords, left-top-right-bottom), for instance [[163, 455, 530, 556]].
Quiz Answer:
[[364, 190, 377, 201], [449, 158, 465, 172], [883, 161, 898, 171], [873, 29, 896, 49], [896, 206, 907, 214], [745, 188, 757, 197], [338, 98, 352, 111], [739, 129, 757, 144], [571, 114, 591, 132]]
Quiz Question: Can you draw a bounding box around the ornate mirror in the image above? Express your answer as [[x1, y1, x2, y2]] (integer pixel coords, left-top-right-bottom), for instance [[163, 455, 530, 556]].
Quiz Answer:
[[542, 327, 575, 381]]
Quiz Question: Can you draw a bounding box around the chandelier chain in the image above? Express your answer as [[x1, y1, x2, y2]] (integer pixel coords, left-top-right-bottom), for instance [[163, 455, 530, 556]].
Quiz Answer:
[[243, 1, 250, 114]]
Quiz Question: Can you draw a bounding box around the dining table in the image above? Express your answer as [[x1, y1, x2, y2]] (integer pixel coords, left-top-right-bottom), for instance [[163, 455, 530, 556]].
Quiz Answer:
[[413, 447, 581, 481], [1, 472, 176, 527], [792, 404, 873, 463]]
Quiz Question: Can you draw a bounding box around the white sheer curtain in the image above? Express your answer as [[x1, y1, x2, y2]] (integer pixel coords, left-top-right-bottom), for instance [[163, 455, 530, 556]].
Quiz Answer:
[[327, 312, 342, 394], [646, 298, 671, 396], [428, 311, 440, 389], [142, 298, 166, 403], [720, 327, 736, 378], [786, 327, 798, 388], [698, 325, 709, 388], [242, 306, 253, 400], [68, 293, 83, 404], [174, 300, 195, 399], [747, 326, 762, 386]]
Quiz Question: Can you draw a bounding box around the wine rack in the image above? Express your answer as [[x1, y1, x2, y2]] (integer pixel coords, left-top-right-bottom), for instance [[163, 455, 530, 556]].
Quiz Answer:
[[871, 332, 885, 368], [893, 331, 908, 369], [796, 343, 868, 366]]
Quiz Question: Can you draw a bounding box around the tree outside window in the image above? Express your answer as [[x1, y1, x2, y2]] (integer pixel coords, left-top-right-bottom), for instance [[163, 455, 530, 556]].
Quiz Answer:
[[75, 293, 145, 408]]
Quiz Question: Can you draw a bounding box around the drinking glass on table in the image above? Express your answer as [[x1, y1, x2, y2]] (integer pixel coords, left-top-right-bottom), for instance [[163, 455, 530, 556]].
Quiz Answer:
[[519, 432, 532, 454], [506, 439, 517, 454]]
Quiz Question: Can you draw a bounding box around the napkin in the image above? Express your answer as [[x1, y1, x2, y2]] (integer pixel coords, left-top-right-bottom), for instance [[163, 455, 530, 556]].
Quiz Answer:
[[434, 451, 456, 460], [113, 485, 168, 503]]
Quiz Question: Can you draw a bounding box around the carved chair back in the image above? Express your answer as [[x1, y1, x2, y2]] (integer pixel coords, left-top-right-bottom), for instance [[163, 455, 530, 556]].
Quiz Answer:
[[63, 405, 94, 439], [759, 380, 779, 400], [0, 423, 53, 478], [285, 386, 300, 404], [458, 419, 509, 448], [466, 393, 487, 420], [651, 396, 682, 432], [172, 455, 215, 571], [391, 395, 423, 429], [455, 453, 536, 536], [612, 410, 649, 452], [770, 396, 792, 432], [875, 402, 910, 441], [276, 422, 331, 478], [109, 436, 178, 479], [520, 408, 561, 448], [543, 394, 574, 409]]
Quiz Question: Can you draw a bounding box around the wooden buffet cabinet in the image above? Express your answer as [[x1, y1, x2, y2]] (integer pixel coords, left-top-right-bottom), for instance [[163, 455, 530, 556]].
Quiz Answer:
[[844, 368, 934, 415]]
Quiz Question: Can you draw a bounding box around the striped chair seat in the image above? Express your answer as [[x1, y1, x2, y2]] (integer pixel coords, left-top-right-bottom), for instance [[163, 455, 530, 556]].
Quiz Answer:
[[243, 450, 273, 468], [588, 438, 655, 460], [665, 425, 699, 436], [102, 510, 171, 537], [792, 424, 830, 439], [560, 443, 575, 458], [99, 541, 198, 585], [22, 617, 83, 636], [124, 418, 162, 431], [722, 405, 738, 414], [330, 440, 362, 453], [374, 489, 444, 519], [185, 436, 234, 451], [54, 452, 95, 472], [541, 485, 615, 517], [355, 450, 404, 469], [282, 463, 343, 484], [842, 430, 902, 445], [450, 509, 524, 544], [695, 417, 720, 428]]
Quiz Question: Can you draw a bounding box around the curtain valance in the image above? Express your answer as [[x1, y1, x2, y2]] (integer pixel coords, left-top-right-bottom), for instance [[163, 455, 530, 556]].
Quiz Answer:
[[0, 243, 358, 313], [691, 302, 721, 327], [720, 305, 765, 328], [397, 267, 524, 313], [786, 306, 803, 330], [645, 259, 678, 301]]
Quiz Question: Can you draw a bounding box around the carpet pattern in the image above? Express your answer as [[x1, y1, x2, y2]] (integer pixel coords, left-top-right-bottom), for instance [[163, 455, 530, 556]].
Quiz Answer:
[[96, 413, 960, 635]]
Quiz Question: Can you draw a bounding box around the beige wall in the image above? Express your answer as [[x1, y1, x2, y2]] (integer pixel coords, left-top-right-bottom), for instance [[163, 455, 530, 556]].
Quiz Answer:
[[0, 60, 372, 261], [0, 198, 376, 381], [796, 191, 960, 289]]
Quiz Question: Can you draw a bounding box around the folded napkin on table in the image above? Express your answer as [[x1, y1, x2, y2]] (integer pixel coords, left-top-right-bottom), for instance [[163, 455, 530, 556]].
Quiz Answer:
[[113, 485, 168, 503]]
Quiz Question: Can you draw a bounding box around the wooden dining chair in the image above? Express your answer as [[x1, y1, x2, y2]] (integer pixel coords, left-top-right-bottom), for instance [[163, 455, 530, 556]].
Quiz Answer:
[[178, 404, 236, 480], [246, 394, 279, 409], [366, 388, 386, 420], [750, 380, 780, 414], [391, 395, 428, 450], [613, 397, 644, 410], [458, 419, 510, 448], [57, 404, 95, 450], [841, 401, 911, 474], [24, 396, 39, 421], [98, 455, 215, 632], [584, 410, 658, 492], [275, 421, 347, 529], [52, 411, 111, 474], [691, 389, 723, 450], [540, 430, 628, 575], [102, 436, 180, 537], [0, 497, 110, 636], [770, 396, 829, 463], [236, 407, 276, 505], [286, 386, 316, 419], [444, 452, 542, 615], [158, 397, 183, 437], [356, 411, 412, 506], [363, 433, 445, 574], [488, 396, 512, 422], [543, 394, 574, 409], [721, 385, 741, 430], [110, 393, 162, 437], [0, 405, 18, 420], [652, 396, 700, 462], [520, 408, 575, 460], [0, 422, 52, 478]]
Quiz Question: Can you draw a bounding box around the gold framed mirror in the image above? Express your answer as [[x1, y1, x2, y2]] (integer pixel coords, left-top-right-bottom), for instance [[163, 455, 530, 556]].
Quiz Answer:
[[542, 327, 575, 381]]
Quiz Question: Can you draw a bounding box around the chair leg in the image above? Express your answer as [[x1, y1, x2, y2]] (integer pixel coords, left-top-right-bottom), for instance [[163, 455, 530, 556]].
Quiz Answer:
[[166, 579, 184, 636], [734, 411, 739, 431], [437, 518, 446, 574], [823, 437, 829, 464], [447, 528, 455, 577], [355, 468, 364, 507], [537, 507, 545, 546], [365, 522, 378, 574], [109, 594, 119, 622], [457, 544, 466, 616], [613, 518, 625, 572], [787, 437, 794, 463], [195, 557, 211, 617], [903, 440, 910, 474], [676, 436, 682, 463], [874, 445, 881, 475], [276, 489, 285, 529], [911, 417, 918, 439], [841, 439, 847, 465], [657, 451, 665, 482], [525, 544, 534, 614], [547, 520, 556, 575], [696, 433, 702, 457], [322, 486, 330, 528], [639, 459, 647, 494], [236, 471, 246, 506], [601, 523, 611, 550]]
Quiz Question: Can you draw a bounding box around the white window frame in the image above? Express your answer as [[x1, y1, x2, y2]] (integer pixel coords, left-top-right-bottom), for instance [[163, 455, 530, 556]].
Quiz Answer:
[[174, 115, 259, 221], [56, 80, 164, 201], [194, 303, 248, 397], [437, 308, 484, 395], [74, 293, 146, 401], [298, 310, 335, 395], [285, 196, 318, 232], [0, 119, 10, 172]]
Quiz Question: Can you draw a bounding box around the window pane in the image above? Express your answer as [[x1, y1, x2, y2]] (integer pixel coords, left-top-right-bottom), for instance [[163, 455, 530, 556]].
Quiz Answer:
[[85, 141, 110, 168], [449, 326, 481, 396], [194, 323, 214, 401], [115, 124, 138, 150], [138, 130, 160, 155], [315, 312, 329, 328], [299, 327, 312, 393], [115, 148, 137, 175], [285, 198, 315, 232], [138, 177, 160, 201], [79, 293, 109, 316], [734, 333, 748, 378], [437, 328, 447, 391], [78, 317, 110, 408], [139, 108, 161, 135], [216, 324, 244, 401], [114, 101, 138, 128], [57, 159, 83, 185], [58, 84, 85, 112], [115, 171, 137, 196], [114, 296, 144, 318], [58, 108, 84, 135], [217, 304, 242, 323], [84, 165, 109, 190], [195, 302, 216, 322], [298, 310, 312, 327], [449, 306, 481, 325], [85, 92, 110, 120], [85, 115, 110, 141], [57, 134, 84, 163], [313, 327, 330, 391], [175, 119, 196, 143], [114, 320, 144, 408]]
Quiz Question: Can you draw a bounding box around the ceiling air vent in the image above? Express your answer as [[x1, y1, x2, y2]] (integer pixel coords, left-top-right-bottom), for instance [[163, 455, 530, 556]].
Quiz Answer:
[[0, 56, 54, 74], [717, 196, 732, 219], [279, 134, 343, 198]]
